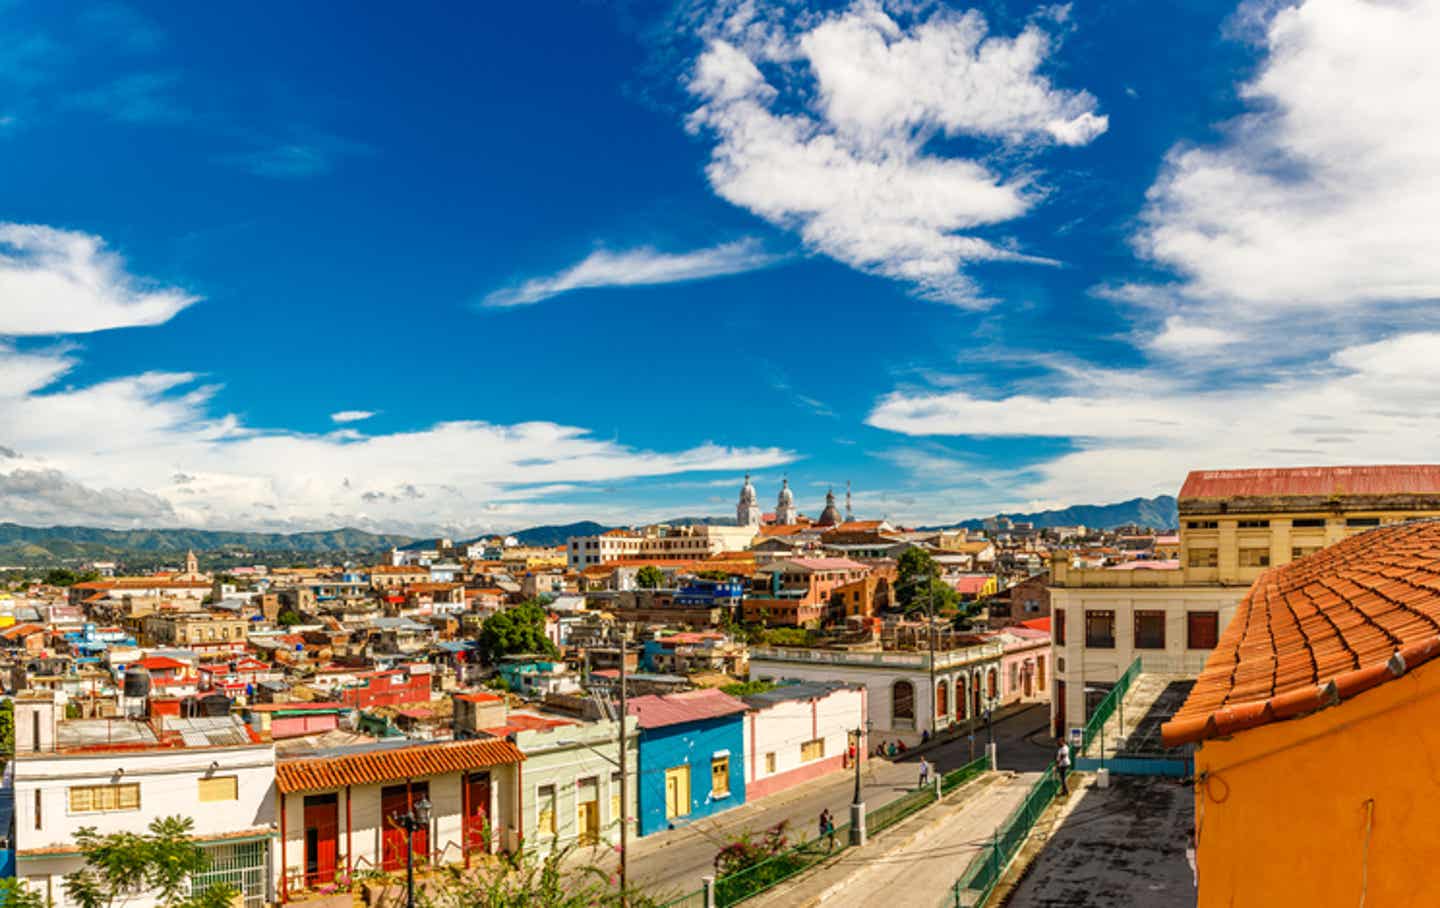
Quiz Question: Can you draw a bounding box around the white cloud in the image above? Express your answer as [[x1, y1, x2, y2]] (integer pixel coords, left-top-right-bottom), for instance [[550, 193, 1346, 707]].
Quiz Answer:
[[867, 330, 1440, 506], [684, 2, 1105, 306], [0, 223, 197, 335], [1134, 0, 1440, 332], [330, 410, 376, 424], [483, 238, 780, 307]]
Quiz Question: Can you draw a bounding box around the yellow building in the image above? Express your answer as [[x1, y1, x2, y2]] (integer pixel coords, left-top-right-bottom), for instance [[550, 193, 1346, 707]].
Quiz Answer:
[[1050, 465, 1440, 738], [1163, 519, 1440, 908]]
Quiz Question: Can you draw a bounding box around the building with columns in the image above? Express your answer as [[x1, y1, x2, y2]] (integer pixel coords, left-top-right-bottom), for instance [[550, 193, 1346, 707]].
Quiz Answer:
[[1049, 465, 1440, 740]]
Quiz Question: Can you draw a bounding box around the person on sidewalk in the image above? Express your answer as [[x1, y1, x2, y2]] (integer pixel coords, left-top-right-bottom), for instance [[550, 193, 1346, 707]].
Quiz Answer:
[[918, 756, 931, 787], [819, 809, 835, 850], [1056, 741, 1072, 794]]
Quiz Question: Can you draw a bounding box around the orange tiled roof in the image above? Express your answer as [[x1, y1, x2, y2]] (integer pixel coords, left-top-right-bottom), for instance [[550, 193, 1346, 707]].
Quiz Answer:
[[1163, 520, 1440, 746], [277, 738, 524, 792], [1178, 464, 1440, 500]]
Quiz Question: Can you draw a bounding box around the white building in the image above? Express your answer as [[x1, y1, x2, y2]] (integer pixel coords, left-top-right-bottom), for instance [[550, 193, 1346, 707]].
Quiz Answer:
[[11, 693, 277, 908], [748, 642, 1006, 747], [565, 524, 756, 569], [740, 681, 864, 800]]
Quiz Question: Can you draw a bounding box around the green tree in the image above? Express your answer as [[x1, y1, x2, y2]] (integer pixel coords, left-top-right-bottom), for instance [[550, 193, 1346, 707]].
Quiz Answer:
[[895, 548, 959, 615], [419, 844, 655, 908], [64, 816, 236, 908], [43, 567, 98, 587], [276, 609, 303, 627], [0, 878, 46, 908], [478, 601, 558, 662], [634, 565, 665, 589], [0, 698, 13, 770]]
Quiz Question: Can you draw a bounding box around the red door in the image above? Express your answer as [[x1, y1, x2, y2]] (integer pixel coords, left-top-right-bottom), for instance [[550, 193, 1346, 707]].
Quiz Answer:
[[381, 782, 430, 871], [465, 772, 492, 854], [303, 794, 339, 887], [955, 676, 966, 722]]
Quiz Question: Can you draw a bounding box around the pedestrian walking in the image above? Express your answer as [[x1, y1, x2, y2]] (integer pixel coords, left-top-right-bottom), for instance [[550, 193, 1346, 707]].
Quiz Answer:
[[1056, 741, 1072, 794], [819, 809, 835, 850], [918, 756, 931, 787]]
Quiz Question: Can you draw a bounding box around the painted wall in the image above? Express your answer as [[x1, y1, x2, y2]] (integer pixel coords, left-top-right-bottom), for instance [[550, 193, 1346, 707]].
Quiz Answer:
[[635, 714, 745, 837], [1192, 657, 1440, 907], [512, 718, 638, 852], [743, 687, 863, 801]]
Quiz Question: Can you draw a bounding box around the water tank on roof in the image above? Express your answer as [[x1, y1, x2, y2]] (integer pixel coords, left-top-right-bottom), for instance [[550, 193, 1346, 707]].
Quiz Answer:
[[123, 665, 152, 698], [200, 694, 232, 717]]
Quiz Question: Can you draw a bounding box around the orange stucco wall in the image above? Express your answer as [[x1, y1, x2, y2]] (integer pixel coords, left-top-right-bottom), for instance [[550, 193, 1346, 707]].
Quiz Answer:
[[1193, 657, 1440, 908]]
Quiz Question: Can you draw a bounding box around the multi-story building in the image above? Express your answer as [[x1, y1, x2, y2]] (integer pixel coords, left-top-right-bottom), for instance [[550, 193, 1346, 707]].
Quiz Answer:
[[141, 610, 249, 651], [11, 693, 276, 908], [1049, 464, 1440, 739], [566, 525, 756, 569]]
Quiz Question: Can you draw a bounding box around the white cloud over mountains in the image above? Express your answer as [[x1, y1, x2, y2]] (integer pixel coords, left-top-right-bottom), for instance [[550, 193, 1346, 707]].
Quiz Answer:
[[484, 239, 780, 307], [684, 1, 1106, 305], [0, 227, 793, 532]]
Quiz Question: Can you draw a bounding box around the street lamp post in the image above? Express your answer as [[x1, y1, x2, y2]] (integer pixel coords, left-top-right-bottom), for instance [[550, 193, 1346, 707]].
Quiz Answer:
[[849, 724, 868, 846], [392, 797, 432, 908]]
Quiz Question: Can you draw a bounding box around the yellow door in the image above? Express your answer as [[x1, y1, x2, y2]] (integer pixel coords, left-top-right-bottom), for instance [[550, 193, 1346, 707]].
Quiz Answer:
[[665, 766, 691, 819], [577, 799, 599, 845]]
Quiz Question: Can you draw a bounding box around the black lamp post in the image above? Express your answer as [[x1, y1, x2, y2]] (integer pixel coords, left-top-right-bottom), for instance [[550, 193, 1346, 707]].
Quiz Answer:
[[393, 796, 431, 908]]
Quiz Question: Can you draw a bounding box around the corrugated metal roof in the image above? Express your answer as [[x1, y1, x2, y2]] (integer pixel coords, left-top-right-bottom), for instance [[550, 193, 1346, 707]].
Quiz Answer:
[[626, 689, 748, 729], [1179, 465, 1440, 500], [276, 738, 524, 792]]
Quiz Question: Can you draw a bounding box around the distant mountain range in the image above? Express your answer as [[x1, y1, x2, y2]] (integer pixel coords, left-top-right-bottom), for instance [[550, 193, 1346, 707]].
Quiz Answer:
[[927, 496, 1179, 532], [0, 496, 1177, 567]]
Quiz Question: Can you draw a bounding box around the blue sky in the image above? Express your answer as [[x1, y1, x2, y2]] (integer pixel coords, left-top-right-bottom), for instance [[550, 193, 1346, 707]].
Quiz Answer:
[[3, 0, 1439, 534]]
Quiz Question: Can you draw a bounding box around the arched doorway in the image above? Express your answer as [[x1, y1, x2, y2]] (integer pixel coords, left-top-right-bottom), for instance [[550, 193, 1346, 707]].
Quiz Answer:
[[936, 680, 948, 721], [1023, 662, 1033, 698], [988, 668, 999, 701], [892, 680, 915, 728], [972, 674, 982, 717], [955, 675, 966, 722]]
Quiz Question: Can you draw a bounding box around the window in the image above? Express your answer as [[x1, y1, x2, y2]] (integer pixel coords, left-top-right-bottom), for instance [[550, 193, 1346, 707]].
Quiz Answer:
[[1187, 548, 1219, 568], [1238, 548, 1270, 568], [1237, 520, 1270, 528], [1186, 520, 1218, 529], [1291, 546, 1321, 560], [1347, 517, 1381, 527], [69, 783, 140, 813], [1293, 518, 1325, 528], [1054, 609, 1065, 645], [1187, 612, 1220, 650], [537, 785, 557, 836], [1084, 610, 1115, 649], [800, 739, 825, 762], [765, 752, 776, 774], [891, 680, 915, 723], [1134, 611, 1166, 649], [34, 789, 41, 829], [198, 775, 238, 802], [711, 756, 730, 797]]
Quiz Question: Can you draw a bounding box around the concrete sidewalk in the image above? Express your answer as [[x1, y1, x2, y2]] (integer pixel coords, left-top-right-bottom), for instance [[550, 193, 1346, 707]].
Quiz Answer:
[[750, 770, 1042, 908]]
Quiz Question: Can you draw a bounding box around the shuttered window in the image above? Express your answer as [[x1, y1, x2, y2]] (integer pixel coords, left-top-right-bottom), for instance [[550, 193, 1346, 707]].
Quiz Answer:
[[69, 784, 140, 813], [198, 776, 238, 802]]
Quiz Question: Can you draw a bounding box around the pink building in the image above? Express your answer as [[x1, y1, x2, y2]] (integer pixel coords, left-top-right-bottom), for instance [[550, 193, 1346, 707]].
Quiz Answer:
[[741, 681, 866, 801], [995, 622, 1051, 706]]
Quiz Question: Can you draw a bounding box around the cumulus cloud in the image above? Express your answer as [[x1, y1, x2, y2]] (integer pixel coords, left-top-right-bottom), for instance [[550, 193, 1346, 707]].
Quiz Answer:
[[330, 410, 376, 424], [0, 467, 177, 525], [483, 238, 780, 307], [868, 330, 1440, 506], [683, 1, 1106, 306], [1132, 0, 1440, 344], [0, 223, 197, 335]]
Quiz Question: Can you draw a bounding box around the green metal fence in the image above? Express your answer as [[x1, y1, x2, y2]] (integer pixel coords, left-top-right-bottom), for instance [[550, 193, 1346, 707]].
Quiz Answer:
[[190, 838, 270, 908], [655, 888, 707, 908], [940, 754, 990, 794], [867, 786, 937, 836], [1080, 658, 1142, 755], [713, 822, 850, 906], [939, 767, 1063, 908]]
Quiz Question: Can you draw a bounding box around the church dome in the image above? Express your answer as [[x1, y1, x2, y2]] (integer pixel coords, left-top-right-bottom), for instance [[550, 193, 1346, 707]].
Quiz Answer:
[[777, 478, 794, 506], [740, 473, 758, 504], [817, 488, 842, 527]]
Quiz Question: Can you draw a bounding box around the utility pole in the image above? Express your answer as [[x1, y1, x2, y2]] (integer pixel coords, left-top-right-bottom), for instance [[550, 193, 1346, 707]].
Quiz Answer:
[[927, 573, 937, 735], [850, 721, 868, 846], [618, 629, 630, 905]]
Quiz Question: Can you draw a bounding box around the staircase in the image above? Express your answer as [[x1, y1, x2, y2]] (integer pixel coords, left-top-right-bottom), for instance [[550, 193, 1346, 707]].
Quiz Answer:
[[1084, 672, 1193, 760]]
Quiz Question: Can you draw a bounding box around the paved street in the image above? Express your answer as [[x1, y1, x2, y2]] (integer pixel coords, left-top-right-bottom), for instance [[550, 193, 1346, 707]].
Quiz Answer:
[[587, 703, 1053, 901]]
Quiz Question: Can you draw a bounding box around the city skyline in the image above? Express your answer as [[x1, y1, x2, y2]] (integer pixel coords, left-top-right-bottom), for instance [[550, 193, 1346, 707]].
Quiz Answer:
[[2, 0, 1436, 534]]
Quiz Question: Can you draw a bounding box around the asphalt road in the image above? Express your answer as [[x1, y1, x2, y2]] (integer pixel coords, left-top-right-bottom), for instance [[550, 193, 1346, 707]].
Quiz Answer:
[[610, 703, 1054, 900]]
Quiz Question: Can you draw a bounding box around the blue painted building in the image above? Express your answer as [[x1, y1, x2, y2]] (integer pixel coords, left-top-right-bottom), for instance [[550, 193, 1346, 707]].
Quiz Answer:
[[627, 689, 748, 836]]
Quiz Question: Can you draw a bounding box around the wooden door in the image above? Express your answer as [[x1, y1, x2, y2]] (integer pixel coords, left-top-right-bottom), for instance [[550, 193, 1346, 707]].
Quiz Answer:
[[576, 777, 599, 845], [465, 772, 491, 854], [381, 785, 409, 871], [664, 766, 690, 819], [303, 793, 339, 887]]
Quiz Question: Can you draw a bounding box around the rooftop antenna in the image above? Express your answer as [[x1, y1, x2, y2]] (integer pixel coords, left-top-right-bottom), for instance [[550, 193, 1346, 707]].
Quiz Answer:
[[845, 480, 853, 522]]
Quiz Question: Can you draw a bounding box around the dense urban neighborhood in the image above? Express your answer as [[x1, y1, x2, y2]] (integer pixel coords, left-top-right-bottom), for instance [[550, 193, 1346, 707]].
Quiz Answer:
[[3, 465, 1440, 906]]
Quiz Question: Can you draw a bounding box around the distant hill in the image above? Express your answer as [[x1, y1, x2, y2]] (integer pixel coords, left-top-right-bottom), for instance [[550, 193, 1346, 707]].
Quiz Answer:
[[510, 521, 613, 547], [929, 496, 1179, 532], [0, 523, 414, 566]]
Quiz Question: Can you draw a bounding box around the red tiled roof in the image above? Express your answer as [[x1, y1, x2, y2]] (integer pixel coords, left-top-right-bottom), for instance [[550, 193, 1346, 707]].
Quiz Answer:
[[136, 656, 189, 670], [782, 557, 868, 571], [276, 738, 524, 792], [952, 576, 992, 595], [626, 689, 748, 729], [453, 691, 503, 703], [1163, 520, 1440, 746], [479, 713, 574, 737], [1178, 465, 1440, 500], [1018, 617, 1051, 633], [1, 623, 46, 639]]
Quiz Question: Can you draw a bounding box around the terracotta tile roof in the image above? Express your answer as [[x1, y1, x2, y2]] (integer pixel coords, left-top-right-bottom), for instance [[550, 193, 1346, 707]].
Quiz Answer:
[[1178, 464, 1440, 500], [777, 557, 869, 572], [479, 713, 574, 737], [1163, 520, 1440, 746], [276, 738, 524, 792], [1018, 617, 1051, 633], [626, 689, 748, 729]]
